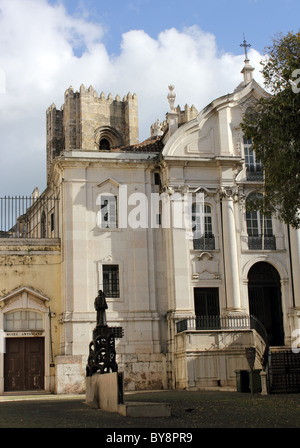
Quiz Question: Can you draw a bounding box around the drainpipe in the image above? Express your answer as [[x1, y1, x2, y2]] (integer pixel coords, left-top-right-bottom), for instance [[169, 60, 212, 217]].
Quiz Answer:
[[48, 307, 54, 365]]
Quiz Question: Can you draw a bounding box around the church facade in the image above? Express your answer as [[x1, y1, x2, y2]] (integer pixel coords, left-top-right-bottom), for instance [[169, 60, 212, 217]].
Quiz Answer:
[[1, 55, 300, 394]]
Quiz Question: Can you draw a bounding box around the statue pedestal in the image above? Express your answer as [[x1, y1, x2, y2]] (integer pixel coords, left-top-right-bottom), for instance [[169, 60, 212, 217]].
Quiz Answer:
[[86, 372, 123, 412], [86, 372, 171, 417], [86, 291, 170, 416]]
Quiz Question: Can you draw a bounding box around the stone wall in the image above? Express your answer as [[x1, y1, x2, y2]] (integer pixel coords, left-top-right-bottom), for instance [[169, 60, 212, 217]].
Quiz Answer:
[[55, 355, 86, 394], [54, 353, 167, 394], [118, 353, 167, 391]]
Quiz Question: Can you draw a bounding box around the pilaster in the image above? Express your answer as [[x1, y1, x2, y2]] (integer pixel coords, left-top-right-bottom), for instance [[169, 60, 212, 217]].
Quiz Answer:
[[220, 188, 242, 312]]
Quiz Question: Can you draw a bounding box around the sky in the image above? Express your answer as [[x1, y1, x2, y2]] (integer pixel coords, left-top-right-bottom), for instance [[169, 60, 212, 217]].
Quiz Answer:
[[0, 0, 298, 196]]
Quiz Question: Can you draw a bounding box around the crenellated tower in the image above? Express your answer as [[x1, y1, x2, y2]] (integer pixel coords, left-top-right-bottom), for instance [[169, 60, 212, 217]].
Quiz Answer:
[[46, 85, 139, 178]]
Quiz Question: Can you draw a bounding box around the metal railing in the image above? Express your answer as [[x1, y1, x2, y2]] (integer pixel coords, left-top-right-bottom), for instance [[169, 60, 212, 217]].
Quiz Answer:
[[0, 195, 59, 239], [246, 170, 263, 182], [250, 315, 269, 369], [193, 234, 215, 250], [176, 315, 251, 333], [248, 235, 276, 250]]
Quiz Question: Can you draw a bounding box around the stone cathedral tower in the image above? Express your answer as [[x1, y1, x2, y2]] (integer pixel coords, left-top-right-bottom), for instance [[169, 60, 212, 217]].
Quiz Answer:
[[46, 85, 139, 178]]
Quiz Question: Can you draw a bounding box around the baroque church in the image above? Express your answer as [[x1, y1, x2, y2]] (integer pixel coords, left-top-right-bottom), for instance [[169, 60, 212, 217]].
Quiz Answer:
[[0, 47, 300, 395]]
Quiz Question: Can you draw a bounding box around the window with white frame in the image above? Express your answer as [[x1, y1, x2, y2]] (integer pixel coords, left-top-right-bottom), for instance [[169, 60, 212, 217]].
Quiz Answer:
[[246, 193, 275, 249], [243, 137, 263, 180], [97, 194, 117, 229], [192, 203, 215, 250], [103, 264, 120, 298]]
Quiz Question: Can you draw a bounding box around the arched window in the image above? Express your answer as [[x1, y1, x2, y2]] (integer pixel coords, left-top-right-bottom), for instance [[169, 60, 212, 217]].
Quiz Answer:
[[95, 126, 124, 150], [99, 138, 111, 151], [192, 204, 215, 250], [246, 193, 275, 249]]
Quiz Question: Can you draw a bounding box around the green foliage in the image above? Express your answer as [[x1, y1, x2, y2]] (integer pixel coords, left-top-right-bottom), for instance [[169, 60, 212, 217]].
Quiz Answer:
[[241, 31, 300, 228]]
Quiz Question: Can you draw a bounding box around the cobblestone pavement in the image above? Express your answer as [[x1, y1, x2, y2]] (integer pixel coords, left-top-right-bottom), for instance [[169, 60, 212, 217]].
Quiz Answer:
[[0, 390, 299, 430]]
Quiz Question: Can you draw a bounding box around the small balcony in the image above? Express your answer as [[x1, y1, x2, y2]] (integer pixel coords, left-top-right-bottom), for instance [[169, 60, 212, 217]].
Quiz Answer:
[[176, 315, 251, 333], [246, 170, 263, 182], [193, 234, 215, 250], [248, 235, 276, 250]]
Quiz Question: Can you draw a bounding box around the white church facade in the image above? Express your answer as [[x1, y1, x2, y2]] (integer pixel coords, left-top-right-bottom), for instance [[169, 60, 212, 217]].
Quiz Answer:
[[0, 53, 300, 394]]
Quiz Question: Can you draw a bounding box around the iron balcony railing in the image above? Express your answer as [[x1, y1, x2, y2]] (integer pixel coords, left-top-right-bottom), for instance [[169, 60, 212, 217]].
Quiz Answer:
[[176, 315, 251, 333], [0, 195, 59, 239], [246, 169, 264, 182], [193, 234, 215, 250], [176, 314, 269, 336], [248, 235, 276, 250]]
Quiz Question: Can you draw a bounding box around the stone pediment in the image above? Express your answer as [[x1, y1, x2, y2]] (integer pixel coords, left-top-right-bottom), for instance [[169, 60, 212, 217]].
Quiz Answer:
[[96, 178, 120, 190], [0, 286, 50, 312]]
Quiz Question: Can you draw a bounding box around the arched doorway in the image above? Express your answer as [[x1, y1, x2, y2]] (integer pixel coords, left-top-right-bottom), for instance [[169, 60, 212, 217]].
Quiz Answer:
[[248, 262, 284, 346]]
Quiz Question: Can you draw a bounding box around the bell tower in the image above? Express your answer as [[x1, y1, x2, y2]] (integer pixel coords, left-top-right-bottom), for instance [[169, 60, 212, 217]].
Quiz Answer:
[[46, 85, 139, 178]]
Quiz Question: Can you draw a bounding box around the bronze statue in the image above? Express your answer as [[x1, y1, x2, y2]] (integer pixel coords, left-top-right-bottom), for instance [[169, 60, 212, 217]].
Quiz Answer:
[[86, 290, 123, 377], [94, 290, 108, 327]]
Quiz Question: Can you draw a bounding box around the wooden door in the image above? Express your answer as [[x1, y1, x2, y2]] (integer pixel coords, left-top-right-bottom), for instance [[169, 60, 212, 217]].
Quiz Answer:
[[4, 338, 24, 391], [194, 288, 220, 316], [4, 338, 44, 391], [194, 288, 220, 329], [248, 262, 284, 346]]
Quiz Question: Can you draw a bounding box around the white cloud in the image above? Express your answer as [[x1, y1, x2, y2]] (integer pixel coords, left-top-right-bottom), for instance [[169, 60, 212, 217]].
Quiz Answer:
[[0, 0, 264, 196]]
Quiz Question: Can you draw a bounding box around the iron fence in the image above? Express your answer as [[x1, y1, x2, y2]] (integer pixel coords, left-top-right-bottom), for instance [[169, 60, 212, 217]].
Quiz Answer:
[[269, 350, 300, 393], [0, 195, 59, 239]]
